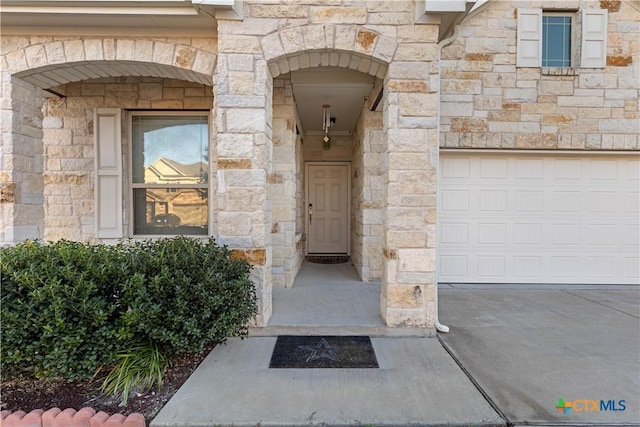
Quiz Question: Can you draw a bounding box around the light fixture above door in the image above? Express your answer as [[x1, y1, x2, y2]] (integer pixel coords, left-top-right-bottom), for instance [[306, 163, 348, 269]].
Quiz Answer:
[[322, 104, 333, 150]]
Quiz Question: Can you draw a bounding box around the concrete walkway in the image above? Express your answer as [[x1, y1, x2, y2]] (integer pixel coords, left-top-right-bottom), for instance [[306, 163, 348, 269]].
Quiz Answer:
[[152, 262, 640, 427]]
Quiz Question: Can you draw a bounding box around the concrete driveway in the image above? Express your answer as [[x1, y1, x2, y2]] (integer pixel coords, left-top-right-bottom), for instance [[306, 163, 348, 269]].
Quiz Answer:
[[439, 288, 640, 426]]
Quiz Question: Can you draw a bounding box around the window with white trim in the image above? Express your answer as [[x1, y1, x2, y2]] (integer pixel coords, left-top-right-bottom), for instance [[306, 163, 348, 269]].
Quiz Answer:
[[542, 14, 573, 67], [517, 8, 608, 69], [130, 112, 209, 236]]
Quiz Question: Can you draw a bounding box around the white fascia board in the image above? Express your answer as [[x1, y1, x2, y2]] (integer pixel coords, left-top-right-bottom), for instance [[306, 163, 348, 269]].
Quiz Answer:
[[1, 5, 199, 15], [424, 0, 470, 13], [192, 0, 235, 6]]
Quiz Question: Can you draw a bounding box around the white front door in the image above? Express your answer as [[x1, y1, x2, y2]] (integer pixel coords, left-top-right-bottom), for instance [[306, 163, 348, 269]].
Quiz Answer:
[[307, 163, 350, 254]]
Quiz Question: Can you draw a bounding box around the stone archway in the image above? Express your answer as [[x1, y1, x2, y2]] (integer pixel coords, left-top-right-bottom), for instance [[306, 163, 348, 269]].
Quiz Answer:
[[0, 37, 218, 244], [258, 25, 394, 320], [5, 38, 217, 86], [255, 23, 442, 329], [260, 25, 395, 79]]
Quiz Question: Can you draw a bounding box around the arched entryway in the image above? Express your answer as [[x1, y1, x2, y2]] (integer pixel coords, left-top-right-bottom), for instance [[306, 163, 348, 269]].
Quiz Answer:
[[0, 38, 217, 244]]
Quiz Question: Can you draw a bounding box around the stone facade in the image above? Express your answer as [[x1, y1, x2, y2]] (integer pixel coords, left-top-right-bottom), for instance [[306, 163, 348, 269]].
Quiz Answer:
[[441, 0, 639, 150], [3, 0, 634, 329]]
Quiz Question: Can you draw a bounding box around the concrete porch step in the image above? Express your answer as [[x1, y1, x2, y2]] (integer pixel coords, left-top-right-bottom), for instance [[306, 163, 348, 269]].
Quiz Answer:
[[249, 325, 437, 337]]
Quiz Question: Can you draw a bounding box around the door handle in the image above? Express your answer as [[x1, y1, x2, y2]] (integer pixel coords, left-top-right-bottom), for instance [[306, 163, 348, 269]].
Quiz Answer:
[[309, 203, 313, 225]]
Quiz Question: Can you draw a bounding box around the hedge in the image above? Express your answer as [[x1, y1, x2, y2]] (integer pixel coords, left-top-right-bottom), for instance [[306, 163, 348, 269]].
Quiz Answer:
[[0, 237, 257, 381]]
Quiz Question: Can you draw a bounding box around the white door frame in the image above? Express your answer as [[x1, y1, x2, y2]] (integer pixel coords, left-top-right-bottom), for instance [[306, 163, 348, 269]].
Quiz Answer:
[[305, 161, 351, 255]]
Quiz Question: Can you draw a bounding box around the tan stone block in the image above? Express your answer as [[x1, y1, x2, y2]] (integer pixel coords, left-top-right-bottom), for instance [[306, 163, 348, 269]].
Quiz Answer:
[[301, 25, 326, 50], [228, 71, 256, 95], [183, 55, 210, 81], [386, 231, 426, 247], [355, 29, 378, 54], [473, 96, 502, 110], [386, 207, 426, 231], [372, 35, 397, 63], [152, 41, 174, 65], [450, 117, 487, 132], [225, 188, 265, 212], [394, 43, 438, 61], [400, 23, 435, 44], [45, 41, 66, 65], [333, 26, 357, 51], [230, 248, 266, 265], [43, 173, 86, 185], [250, 4, 308, 18], [388, 61, 430, 80], [482, 72, 516, 87], [310, 7, 366, 24], [541, 114, 575, 125], [398, 248, 435, 272], [0, 182, 15, 203], [25, 44, 47, 69], [514, 133, 558, 149], [368, 11, 412, 25], [225, 108, 267, 133], [218, 212, 251, 235], [398, 93, 437, 117], [607, 55, 633, 66], [219, 35, 262, 54], [173, 46, 196, 69], [487, 111, 520, 122], [539, 80, 574, 96], [387, 285, 424, 308], [441, 79, 481, 94], [101, 39, 115, 60], [280, 28, 305, 55], [388, 152, 429, 170], [521, 103, 557, 114], [5, 50, 27, 73], [218, 158, 252, 169]]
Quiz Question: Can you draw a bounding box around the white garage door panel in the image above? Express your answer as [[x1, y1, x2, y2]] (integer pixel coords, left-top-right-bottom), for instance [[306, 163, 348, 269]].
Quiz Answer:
[[438, 153, 640, 285]]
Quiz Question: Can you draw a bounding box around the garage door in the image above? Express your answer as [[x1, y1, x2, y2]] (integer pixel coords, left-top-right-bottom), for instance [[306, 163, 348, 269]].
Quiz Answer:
[[438, 152, 640, 285]]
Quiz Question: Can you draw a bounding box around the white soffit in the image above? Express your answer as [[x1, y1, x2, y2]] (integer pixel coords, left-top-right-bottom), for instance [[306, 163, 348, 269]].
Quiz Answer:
[[0, 0, 230, 36]]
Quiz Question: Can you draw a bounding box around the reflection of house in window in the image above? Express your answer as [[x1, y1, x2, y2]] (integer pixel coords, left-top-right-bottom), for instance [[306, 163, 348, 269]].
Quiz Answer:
[[135, 158, 208, 235], [145, 158, 208, 185]]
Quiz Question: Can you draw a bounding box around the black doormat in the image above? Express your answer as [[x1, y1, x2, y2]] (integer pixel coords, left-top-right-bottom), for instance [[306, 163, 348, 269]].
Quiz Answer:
[[270, 336, 378, 369], [306, 255, 350, 264]]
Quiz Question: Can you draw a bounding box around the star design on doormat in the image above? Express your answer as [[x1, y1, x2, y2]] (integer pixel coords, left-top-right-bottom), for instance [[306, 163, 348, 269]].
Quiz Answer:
[[298, 338, 340, 363]]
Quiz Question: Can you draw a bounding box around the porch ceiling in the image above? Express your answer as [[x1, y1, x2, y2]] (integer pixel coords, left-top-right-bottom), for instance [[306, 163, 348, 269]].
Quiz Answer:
[[290, 67, 375, 135]]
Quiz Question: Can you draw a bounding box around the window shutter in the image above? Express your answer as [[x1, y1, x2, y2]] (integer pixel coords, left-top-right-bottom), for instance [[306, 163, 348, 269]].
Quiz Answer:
[[516, 8, 542, 67], [94, 108, 123, 238], [581, 9, 608, 68]]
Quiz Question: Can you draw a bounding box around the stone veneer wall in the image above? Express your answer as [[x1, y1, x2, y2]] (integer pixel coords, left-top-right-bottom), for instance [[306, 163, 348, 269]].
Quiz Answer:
[[440, 0, 639, 150], [351, 101, 384, 281], [42, 77, 213, 242], [271, 76, 303, 287], [0, 74, 44, 243]]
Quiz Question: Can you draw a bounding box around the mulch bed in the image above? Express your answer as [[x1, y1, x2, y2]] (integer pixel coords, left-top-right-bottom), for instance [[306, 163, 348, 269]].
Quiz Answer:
[[0, 343, 215, 425]]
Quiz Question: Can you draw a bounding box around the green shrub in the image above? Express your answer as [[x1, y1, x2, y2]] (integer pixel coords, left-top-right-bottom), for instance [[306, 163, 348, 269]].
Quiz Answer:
[[118, 237, 257, 356], [0, 240, 125, 380], [0, 237, 256, 382]]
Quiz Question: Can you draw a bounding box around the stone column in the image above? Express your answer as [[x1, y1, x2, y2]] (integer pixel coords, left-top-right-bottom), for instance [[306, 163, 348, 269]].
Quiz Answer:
[[381, 25, 440, 328], [214, 23, 273, 326], [271, 77, 301, 288], [0, 73, 44, 244]]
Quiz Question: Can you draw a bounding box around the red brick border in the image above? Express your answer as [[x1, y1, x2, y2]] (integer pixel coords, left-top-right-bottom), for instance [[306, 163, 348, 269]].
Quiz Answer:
[[0, 408, 145, 427]]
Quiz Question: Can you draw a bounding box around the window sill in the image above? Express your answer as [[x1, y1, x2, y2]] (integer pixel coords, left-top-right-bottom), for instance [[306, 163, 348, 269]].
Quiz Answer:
[[541, 67, 576, 76]]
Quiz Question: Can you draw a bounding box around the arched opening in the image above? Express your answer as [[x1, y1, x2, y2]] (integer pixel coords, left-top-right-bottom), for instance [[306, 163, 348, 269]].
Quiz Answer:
[[2, 55, 215, 244]]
